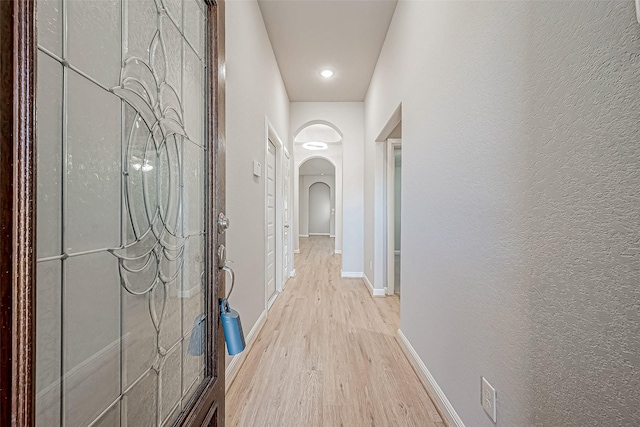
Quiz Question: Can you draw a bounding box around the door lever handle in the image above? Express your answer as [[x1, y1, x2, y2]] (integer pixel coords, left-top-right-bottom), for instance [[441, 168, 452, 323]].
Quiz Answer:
[[222, 265, 235, 300], [284, 224, 289, 229]]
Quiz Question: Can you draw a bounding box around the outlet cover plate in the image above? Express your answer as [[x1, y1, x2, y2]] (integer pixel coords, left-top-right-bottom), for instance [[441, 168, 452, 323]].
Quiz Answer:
[[481, 377, 497, 423]]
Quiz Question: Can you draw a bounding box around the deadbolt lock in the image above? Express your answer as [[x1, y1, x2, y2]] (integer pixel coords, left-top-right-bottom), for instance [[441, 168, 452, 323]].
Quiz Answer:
[[218, 213, 230, 234]]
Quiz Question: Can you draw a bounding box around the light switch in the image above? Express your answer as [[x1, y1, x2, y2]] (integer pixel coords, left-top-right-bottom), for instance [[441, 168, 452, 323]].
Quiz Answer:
[[253, 160, 262, 177]]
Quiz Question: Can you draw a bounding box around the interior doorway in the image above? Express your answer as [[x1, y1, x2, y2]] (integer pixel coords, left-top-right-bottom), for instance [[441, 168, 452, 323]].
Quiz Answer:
[[297, 158, 336, 251], [309, 182, 332, 235], [386, 126, 402, 296]]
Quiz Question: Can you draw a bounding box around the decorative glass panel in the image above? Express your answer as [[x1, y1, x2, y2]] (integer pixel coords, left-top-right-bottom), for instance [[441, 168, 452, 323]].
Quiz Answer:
[[67, 0, 121, 87], [37, 0, 62, 56], [64, 252, 120, 426], [36, 52, 62, 259], [124, 371, 158, 425], [184, 0, 205, 57], [36, 0, 209, 425], [35, 261, 61, 426], [66, 70, 121, 253]]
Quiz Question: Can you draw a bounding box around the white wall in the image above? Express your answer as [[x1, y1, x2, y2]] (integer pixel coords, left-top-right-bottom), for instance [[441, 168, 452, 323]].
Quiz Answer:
[[299, 175, 335, 236], [225, 0, 290, 356], [291, 103, 364, 274], [365, 1, 640, 426]]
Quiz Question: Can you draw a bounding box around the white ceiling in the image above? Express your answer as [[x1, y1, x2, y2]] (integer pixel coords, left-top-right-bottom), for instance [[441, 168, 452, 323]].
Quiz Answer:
[[299, 158, 336, 175], [258, 0, 398, 102]]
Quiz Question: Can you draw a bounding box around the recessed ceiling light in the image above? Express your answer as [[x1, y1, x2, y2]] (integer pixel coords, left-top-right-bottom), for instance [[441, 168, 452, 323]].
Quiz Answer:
[[320, 69, 334, 78], [302, 142, 328, 151]]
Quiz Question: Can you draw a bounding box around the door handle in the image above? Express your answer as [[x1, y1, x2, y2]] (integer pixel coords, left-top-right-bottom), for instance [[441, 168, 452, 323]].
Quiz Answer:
[[222, 265, 235, 299]]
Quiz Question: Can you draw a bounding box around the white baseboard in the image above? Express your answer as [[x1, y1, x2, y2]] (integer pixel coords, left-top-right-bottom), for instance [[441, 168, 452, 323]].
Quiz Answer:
[[341, 271, 363, 278], [225, 309, 268, 392], [308, 233, 330, 236], [294, 249, 300, 254], [267, 292, 279, 310], [397, 329, 465, 427], [363, 274, 386, 297], [299, 234, 309, 238], [289, 268, 296, 277], [330, 235, 335, 238], [334, 249, 342, 254]]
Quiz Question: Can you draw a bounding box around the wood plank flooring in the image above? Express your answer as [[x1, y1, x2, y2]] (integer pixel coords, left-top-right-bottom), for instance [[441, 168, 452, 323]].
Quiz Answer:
[[226, 236, 445, 427]]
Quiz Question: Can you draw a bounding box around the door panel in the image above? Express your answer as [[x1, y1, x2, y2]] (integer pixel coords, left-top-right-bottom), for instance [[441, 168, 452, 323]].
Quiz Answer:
[[32, 1, 224, 426], [266, 142, 277, 302], [283, 151, 290, 281]]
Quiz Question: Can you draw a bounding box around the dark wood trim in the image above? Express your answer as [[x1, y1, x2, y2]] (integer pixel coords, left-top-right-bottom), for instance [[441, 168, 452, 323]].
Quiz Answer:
[[0, 0, 36, 426], [178, 0, 226, 425], [12, 0, 37, 425], [0, 0, 15, 422], [0, 0, 36, 425]]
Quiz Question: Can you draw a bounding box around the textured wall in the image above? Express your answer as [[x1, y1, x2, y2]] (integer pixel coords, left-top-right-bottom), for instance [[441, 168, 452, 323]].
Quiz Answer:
[[365, 1, 640, 425]]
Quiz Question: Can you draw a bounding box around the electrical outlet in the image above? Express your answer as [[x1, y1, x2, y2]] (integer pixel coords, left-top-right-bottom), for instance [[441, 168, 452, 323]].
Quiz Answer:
[[481, 377, 497, 423]]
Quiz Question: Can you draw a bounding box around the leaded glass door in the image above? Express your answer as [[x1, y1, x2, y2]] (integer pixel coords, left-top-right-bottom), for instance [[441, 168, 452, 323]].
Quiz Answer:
[[34, 0, 225, 425]]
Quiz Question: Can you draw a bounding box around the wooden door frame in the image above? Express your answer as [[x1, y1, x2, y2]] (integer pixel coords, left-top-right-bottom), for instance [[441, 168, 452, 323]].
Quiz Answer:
[[385, 139, 402, 297], [1, 0, 37, 425], [0, 0, 226, 425], [264, 120, 286, 311], [178, 0, 227, 425]]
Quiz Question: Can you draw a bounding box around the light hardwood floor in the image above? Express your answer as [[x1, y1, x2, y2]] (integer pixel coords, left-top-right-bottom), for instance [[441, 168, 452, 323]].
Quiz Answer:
[[226, 236, 445, 427]]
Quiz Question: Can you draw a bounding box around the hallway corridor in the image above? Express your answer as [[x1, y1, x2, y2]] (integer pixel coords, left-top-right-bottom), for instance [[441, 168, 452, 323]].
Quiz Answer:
[[226, 236, 444, 426]]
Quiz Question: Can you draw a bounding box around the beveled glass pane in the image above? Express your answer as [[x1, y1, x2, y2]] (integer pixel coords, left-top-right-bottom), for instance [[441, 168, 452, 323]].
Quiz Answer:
[[66, 71, 121, 253], [37, 0, 62, 61], [163, 0, 183, 30], [182, 235, 204, 335], [64, 252, 120, 427], [35, 261, 61, 427], [67, 0, 121, 87], [183, 42, 204, 146], [182, 143, 205, 236], [36, 52, 62, 259], [160, 13, 182, 97], [125, 370, 157, 426], [182, 330, 204, 400], [163, 404, 181, 427], [160, 345, 182, 423], [184, 0, 205, 63], [158, 280, 182, 351], [122, 288, 157, 389], [126, 0, 158, 62], [92, 402, 120, 427]]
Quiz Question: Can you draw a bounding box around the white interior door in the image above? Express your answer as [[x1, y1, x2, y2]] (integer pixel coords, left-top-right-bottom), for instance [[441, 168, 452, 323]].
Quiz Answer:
[[283, 150, 290, 283], [266, 141, 277, 304]]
